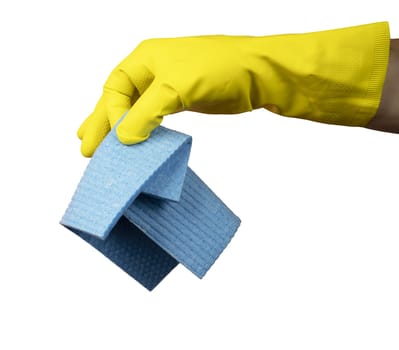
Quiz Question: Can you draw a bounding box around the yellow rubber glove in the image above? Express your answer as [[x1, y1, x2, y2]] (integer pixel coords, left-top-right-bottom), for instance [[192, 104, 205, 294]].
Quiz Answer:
[[78, 22, 390, 157]]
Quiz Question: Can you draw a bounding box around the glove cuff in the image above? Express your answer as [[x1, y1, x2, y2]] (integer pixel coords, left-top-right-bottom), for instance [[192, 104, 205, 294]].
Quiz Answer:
[[253, 22, 391, 127], [352, 22, 391, 126]]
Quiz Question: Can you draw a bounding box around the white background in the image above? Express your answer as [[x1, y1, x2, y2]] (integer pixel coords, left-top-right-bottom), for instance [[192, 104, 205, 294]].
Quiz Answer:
[[1, 1, 398, 349]]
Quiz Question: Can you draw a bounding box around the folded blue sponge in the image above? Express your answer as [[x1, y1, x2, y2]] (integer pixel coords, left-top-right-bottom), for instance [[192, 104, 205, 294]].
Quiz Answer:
[[61, 126, 240, 290]]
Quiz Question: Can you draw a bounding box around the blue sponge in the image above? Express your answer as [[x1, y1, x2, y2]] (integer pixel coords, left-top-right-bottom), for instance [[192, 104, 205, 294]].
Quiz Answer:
[[61, 126, 240, 290], [74, 216, 178, 291]]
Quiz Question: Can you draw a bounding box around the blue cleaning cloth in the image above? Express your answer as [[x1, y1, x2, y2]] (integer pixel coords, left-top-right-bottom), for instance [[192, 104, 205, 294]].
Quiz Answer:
[[61, 126, 240, 290], [75, 216, 178, 291]]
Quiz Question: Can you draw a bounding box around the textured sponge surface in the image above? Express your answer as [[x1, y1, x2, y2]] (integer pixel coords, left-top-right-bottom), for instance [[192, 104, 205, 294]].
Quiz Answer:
[[74, 216, 178, 291], [127, 169, 240, 278], [62, 126, 192, 239]]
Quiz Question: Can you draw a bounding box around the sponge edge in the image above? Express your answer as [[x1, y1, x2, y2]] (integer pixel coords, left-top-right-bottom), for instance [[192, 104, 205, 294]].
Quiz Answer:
[[61, 125, 241, 290]]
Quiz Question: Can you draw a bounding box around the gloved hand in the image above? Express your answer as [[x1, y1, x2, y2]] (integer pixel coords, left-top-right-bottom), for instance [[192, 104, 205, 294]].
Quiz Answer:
[[78, 22, 390, 157]]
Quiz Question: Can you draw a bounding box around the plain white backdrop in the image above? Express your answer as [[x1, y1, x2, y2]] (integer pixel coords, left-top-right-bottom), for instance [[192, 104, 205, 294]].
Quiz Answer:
[[1, 1, 398, 349]]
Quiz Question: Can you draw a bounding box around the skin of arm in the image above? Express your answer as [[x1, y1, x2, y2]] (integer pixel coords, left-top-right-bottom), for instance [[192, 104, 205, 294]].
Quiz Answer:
[[366, 39, 399, 133]]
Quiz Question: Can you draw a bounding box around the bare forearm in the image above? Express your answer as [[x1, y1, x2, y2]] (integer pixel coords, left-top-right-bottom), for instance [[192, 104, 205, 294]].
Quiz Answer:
[[366, 39, 399, 133]]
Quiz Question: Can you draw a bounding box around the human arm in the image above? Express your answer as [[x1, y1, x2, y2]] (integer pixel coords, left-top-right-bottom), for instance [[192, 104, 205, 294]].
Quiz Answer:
[[366, 39, 399, 133]]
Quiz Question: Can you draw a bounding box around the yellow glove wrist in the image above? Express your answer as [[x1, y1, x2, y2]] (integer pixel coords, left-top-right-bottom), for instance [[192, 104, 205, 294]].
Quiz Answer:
[[251, 21, 390, 126]]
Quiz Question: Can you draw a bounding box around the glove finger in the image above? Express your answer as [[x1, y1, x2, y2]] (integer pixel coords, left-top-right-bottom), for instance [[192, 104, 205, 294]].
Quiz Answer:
[[104, 68, 141, 127], [79, 96, 110, 157], [116, 80, 183, 145], [80, 114, 110, 157], [77, 114, 91, 140], [77, 94, 107, 139], [103, 88, 139, 128]]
